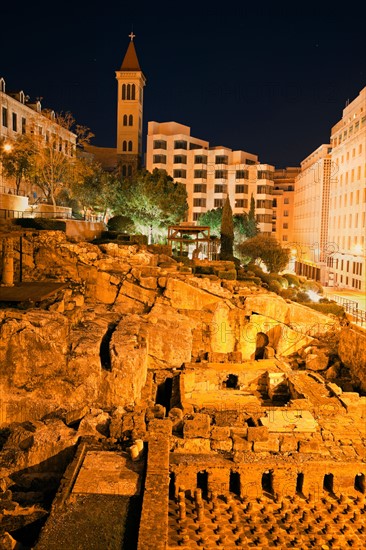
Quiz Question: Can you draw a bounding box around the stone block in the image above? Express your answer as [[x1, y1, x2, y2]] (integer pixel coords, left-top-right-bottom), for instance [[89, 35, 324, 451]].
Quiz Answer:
[[211, 439, 232, 452], [175, 437, 212, 454], [183, 413, 211, 439], [253, 435, 280, 453], [210, 426, 230, 441], [280, 435, 298, 452], [247, 426, 269, 442], [232, 435, 252, 452]]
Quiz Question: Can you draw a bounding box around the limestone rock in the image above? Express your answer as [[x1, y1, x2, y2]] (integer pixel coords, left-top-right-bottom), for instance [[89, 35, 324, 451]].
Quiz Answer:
[[306, 352, 329, 371]]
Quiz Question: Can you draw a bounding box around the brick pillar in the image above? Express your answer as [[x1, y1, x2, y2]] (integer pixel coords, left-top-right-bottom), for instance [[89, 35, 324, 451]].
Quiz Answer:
[[137, 419, 172, 550], [1, 238, 14, 286]]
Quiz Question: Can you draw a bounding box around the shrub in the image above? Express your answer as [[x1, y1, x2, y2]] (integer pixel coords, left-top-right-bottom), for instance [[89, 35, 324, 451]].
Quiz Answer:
[[268, 280, 282, 294], [279, 288, 298, 300], [296, 291, 311, 303], [282, 273, 301, 287], [305, 303, 346, 317]]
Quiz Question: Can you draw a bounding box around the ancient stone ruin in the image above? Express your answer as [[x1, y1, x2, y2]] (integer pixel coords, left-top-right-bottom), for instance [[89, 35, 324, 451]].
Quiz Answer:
[[0, 230, 365, 549]]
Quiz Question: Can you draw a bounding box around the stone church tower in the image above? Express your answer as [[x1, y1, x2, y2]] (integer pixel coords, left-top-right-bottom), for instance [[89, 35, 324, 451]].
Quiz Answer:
[[115, 34, 146, 176]]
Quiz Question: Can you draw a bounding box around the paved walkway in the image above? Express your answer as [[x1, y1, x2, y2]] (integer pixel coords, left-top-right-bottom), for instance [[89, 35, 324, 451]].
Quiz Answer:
[[323, 287, 366, 327]]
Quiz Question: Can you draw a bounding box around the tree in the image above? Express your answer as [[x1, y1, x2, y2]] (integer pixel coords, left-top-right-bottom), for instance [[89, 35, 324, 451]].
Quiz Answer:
[[113, 168, 188, 242], [234, 194, 259, 239], [198, 207, 222, 237], [70, 164, 119, 221], [30, 111, 94, 207], [0, 135, 35, 194], [236, 234, 290, 273], [220, 195, 234, 260]]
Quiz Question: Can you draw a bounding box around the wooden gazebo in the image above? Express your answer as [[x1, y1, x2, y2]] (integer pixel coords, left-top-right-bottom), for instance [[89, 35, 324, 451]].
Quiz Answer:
[[167, 224, 219, 260]]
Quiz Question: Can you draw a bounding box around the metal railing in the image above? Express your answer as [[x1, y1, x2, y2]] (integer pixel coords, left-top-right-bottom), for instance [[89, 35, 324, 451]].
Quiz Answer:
[[0, 209, 73, 220], [326, 293, 366, 327]]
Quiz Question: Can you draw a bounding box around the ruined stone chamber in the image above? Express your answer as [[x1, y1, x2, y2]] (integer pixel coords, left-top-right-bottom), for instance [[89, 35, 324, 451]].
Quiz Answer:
[[0, 230, 365, 549]]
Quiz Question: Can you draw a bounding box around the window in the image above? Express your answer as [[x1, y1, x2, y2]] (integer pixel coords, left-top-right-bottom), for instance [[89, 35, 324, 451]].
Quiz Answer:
[[189, 143, 202, 150], [284, 210, 289, 217], [173, 169, 186, 178], [12, 112, 17, 132], [153, 155, 166, 164], [193, 198, 206, 207], [235, 184, 248, 194], [153, 140, 167, 149], [214, 199, 224, 207], [284, 197, 289, 204], [122, 164, 127, 177], [193, 212, 201, 221], [21, 117, 26, 134], [122, 140, 127, 151], [194, 170, 207, 178], [174, 155, 187, 164], [236, 170, 249, 180], [214, 184, 225, 193], [194, 184, 207, 193], [282, 235, 288, 241], [215, 170, 227, 179], [174, 140, 187, 149], [128, 141, 132, 151], [257, 185, 272, 194], [2, 107, 8, 127], [283, 223, 288, 229], [129, 114, 133, 126], [215, 155, 228, 164], [235, 199, 248, 208], [194, 155, 207, 164], [245, 158, 256, 165], [258, 170, 274, 180], [123, 114, 128, 126], [122, 83, 135, 100]]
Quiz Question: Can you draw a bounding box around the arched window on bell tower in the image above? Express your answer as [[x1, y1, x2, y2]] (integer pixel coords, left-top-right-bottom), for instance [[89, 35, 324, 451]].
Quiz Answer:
[[123, 141, 127, 151], [128, 140, 133, 151], [122, 84, 126, 100], [129, 115, 133, 126], [123, 115, 128, 126], [131, 84, 135, 100]]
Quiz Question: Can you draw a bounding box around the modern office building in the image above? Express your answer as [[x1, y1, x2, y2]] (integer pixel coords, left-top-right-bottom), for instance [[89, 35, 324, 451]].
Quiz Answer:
[[146, 121, 275, 234]]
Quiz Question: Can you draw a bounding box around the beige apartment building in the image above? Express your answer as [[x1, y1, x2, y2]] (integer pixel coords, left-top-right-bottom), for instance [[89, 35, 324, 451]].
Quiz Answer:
[[272, 167, 300, 246], [293, 144, 333, 283], [292, 87, 365, 292], [327, 87, 366, 292], [146, 121, 274, 234]]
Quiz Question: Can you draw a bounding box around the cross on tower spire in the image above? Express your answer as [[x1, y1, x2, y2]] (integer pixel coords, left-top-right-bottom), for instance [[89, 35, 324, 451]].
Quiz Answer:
[[129, 31, 135, 41]]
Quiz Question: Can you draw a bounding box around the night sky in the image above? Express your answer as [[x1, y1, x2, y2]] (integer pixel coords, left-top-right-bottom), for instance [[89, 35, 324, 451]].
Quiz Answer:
[[1, 2, 365, 168]]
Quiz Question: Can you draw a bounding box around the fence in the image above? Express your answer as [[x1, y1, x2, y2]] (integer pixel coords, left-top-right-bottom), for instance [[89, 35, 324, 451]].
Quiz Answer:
[[326, 293, 366, 327], [0, 209, 73, 220]]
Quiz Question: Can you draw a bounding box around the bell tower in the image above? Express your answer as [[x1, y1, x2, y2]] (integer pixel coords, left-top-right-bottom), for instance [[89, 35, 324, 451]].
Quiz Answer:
[[115, 33, 146, 176]]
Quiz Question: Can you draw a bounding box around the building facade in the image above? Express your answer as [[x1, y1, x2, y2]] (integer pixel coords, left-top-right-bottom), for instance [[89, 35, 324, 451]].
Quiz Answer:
[[292, 145, 332, 283], [292, 87, 365, 291], [272, 167, 300, 246], [0, 76, 76, 197], [327, 87, 366, 292], [146, 121, 275, 234]]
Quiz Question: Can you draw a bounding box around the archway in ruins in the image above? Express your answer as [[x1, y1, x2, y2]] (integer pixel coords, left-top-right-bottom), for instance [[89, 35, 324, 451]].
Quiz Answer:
[[229, 471, 241, 496], [355, 473, 365, 494], [296, 473, 304, 495], [323, 473, 334, 494], [156, 377, 173, 414], [255, 332, 269, 360], [224, 374, 239, 389], [197, 471, 208, 498], [261, 470, 274, 496]]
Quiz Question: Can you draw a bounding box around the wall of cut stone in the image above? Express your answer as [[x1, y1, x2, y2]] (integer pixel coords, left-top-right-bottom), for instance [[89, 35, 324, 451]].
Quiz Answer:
[[338, 326, 366, 391]]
